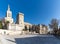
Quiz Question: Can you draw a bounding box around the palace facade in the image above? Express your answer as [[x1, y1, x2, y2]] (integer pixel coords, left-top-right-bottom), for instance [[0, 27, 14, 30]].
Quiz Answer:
[[4, 5, 32, 31], [2, 5, 48, 35]]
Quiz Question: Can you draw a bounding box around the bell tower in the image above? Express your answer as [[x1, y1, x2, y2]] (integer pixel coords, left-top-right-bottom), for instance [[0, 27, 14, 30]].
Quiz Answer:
[[5, 5, 13, 23], [16, 12, 24, 30], [6, 5, 12, 18]]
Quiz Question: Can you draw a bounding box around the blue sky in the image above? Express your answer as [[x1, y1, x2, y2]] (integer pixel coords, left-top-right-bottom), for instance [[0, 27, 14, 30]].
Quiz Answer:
[[0, 0, 60, 25]]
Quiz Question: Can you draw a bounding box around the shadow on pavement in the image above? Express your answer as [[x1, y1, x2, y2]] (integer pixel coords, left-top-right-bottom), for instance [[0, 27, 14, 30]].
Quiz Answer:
[[6, 39, 16, 43], [53, 35, 60, 40], [15, 35, 60, 44]]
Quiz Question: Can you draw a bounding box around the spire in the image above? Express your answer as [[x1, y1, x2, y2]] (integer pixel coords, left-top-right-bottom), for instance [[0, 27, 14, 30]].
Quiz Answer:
[[8, 4, 10, 11]]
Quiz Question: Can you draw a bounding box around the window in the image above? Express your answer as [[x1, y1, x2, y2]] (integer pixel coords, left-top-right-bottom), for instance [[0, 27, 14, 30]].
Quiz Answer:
[[8, 13, 11, 17]]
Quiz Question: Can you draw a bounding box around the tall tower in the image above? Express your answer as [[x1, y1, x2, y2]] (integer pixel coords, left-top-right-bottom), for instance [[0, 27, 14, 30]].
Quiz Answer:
[[5, 5, 13, 23], [16, 12, 24, 29], [6, 5, 12, 18]]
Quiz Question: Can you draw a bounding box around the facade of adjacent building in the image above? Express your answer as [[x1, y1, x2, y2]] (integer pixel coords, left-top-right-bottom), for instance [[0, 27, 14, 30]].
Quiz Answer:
[[38, 24, 48, 34], [24, 22, 32, 30]]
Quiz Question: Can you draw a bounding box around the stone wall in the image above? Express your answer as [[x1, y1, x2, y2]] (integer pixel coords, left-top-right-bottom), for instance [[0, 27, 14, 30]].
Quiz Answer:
[[0, 29, 23, 35]]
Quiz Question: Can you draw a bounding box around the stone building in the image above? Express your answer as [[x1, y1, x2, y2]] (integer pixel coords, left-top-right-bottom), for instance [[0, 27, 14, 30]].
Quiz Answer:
[[3, 5, 48, 35], [7, 12, 24, 31], [5, 5, 13, 24], [4, 5, 32, 31], [38, 24, 48, 34], [4, 5, 24, 31], [24, 22, 32, 30], [16, 12, 24, 30]]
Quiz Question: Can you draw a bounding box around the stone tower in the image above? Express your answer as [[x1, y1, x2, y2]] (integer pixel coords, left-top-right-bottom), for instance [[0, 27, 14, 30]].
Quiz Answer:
[[5, 5, 13, 23], [16, 12, 24, 30]]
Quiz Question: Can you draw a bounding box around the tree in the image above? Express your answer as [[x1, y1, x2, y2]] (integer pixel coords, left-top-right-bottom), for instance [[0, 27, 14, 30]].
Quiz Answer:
[[0, 20, 3, 29], [23, 26, 28, 31], [6, 21, 10, 24], [35, 24, 40, 33], [56, 28, 60, 35], [4, 21, 10, 29], [49, 19, 59, 34], [29, 25, 32, 32], [32, 25, 36, 32]]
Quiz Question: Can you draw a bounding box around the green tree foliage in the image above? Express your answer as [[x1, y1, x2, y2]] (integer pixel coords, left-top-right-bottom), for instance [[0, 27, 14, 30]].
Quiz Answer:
[[5, 21, 10, 29], [0, 20, 3, 29], [32, 25, 36, 32], [23, 26, 28, 31], [6, 21, 9, 24]]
